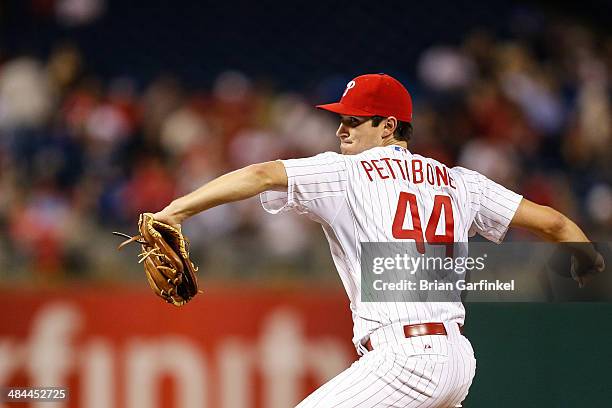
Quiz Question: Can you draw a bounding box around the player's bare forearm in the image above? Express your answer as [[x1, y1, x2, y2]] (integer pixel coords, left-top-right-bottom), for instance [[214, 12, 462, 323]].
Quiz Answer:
[[155, 161, 287, 225]]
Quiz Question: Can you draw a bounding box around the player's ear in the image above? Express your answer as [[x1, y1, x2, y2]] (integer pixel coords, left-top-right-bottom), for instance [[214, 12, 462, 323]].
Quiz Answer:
[[383, 116, 398, 137]]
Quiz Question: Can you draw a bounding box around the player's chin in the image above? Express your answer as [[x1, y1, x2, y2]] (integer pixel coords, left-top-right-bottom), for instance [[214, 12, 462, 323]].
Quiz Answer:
[[340, 142, 359, 155]]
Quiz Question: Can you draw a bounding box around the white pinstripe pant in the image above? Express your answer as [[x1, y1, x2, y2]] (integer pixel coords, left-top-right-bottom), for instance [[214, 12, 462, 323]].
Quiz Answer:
[[296, 323, 476, 408]]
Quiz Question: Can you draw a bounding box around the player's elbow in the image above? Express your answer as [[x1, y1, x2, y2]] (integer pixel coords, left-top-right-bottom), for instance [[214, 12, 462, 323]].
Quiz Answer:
[[248, 163, 272, 188], [248, 161, 287, 190], [538, 207, 569, 239]]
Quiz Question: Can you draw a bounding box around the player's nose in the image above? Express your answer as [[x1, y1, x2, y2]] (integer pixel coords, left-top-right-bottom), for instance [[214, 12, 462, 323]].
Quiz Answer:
[[336, 123, 349, 138]]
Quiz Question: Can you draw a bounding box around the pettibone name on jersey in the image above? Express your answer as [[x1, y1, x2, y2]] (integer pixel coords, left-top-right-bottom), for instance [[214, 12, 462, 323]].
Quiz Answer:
[[360, 157, 456, 189]]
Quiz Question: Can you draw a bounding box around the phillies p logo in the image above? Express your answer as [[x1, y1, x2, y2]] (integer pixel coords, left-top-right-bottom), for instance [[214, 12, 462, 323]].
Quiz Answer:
[[343, 80, 356, 97]]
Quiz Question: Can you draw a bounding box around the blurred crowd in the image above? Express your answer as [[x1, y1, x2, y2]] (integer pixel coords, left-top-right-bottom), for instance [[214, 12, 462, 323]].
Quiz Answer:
[[0, 17, 610, 284]]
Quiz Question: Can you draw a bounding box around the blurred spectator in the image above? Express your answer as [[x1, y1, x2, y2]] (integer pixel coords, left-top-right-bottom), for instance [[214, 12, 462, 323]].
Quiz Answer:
[[457, 139, 520, 188], [47, 43, 83, 92], [122, 157, 177, 218], [575, 56, 611, 156], [55, 0, 106, 27], [417, 45, 476, 91], [141, 76, 184, 144], [496, 43, 565, 135], [586, 184, 612, 229], [160, 104, 211, 157], [8, 189, 71, 278], [0, 57, 53, 130]]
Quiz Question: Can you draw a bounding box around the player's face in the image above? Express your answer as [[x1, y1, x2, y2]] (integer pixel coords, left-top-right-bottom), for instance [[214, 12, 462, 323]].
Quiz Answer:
[[336, 115, 385, 155]]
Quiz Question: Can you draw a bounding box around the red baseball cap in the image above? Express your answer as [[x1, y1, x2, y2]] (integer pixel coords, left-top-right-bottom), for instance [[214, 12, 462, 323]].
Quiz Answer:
[[316, 73, 413, 122]]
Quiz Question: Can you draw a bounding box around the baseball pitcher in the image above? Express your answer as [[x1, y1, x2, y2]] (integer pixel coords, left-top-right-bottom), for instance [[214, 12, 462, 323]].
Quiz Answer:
[[151, 74, 604, 407]]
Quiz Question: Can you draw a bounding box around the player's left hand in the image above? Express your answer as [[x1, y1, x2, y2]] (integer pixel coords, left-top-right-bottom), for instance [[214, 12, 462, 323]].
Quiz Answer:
[[152, 208, 182, 230], [571, 251, 605, 288], [113, 213, 200, 306]]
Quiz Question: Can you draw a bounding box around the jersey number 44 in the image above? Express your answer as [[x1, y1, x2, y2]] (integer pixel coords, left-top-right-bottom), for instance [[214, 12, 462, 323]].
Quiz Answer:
[[392, 193, 454, 257]]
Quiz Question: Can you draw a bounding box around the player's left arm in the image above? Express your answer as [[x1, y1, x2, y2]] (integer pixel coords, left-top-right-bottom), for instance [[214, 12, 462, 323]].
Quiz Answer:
[[153, 161, 287, 226], [510, 198, 605, 285]]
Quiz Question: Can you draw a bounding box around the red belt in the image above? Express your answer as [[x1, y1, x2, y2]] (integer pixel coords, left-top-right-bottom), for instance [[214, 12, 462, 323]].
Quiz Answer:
[[364, 322, 464, 352]]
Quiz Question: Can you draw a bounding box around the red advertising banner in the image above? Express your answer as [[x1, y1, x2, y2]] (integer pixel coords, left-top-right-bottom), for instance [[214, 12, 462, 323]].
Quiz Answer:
[[0, 286, 354, 408]]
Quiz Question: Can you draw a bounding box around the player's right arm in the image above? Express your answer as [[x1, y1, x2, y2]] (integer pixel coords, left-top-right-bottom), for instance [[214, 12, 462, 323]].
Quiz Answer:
[[510, 198, 588, 242], [455, 166, 604, 286]]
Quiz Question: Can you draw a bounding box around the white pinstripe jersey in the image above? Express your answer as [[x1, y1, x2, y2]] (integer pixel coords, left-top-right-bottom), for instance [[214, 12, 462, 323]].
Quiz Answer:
[[261, 145, 522, 349]]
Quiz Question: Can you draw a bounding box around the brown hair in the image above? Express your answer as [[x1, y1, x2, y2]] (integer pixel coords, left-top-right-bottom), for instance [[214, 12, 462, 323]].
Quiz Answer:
[[371, 116, 413, 142]]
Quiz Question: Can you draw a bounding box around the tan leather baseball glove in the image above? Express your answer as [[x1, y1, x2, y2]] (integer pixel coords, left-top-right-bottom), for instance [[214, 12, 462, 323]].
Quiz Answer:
[[114, 213, 200, 306]]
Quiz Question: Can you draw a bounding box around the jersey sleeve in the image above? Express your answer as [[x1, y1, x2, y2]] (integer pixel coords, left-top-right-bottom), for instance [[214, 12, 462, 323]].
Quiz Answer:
[[454, 167, 523, 243], [260, 152, 348, 222]]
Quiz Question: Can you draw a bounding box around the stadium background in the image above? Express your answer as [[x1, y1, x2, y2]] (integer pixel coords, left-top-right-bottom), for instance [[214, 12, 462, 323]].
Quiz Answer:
[[0, 0, 611, 406]]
